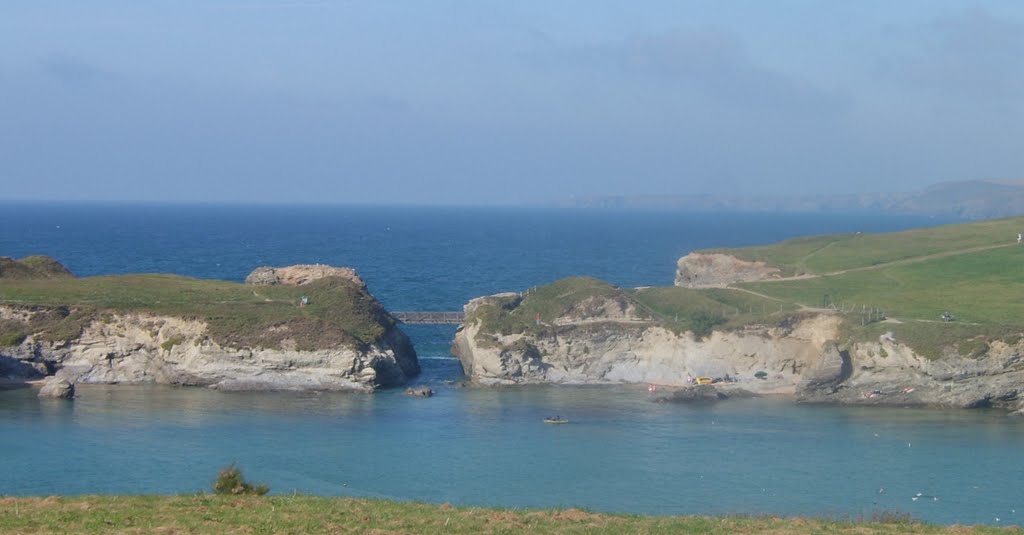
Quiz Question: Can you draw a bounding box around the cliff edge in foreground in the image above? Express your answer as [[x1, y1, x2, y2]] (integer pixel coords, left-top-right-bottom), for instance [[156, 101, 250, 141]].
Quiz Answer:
[[0, 258, 418, 391]]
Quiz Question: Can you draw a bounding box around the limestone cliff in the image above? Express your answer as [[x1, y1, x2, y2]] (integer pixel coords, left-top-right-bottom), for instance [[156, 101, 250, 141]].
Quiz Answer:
[[453, 289, 833, 392], [675, 253, 780, 288], [0, 306, 417, 391], [798, 335, 1024, 413], [454, 287, 1024, 414]]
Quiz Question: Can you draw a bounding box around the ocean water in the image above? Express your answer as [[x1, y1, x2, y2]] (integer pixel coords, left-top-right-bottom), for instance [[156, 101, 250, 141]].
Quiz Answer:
[[2, 203, 1021, 526]]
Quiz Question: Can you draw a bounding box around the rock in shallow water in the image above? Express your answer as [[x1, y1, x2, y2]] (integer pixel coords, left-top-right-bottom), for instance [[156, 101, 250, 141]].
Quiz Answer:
[[654, 384, 755, 404], [405, 386, 434, 397], [38, 377, 75, 399]]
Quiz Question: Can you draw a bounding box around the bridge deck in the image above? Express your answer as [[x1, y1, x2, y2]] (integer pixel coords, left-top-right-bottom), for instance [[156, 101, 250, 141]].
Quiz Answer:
[[392, 311, 465, 324]]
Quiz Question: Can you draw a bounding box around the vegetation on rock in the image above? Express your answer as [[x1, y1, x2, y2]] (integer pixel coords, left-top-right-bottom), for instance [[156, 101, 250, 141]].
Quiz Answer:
[[0, 255, 74, 280], [0, 263, 397, 351]]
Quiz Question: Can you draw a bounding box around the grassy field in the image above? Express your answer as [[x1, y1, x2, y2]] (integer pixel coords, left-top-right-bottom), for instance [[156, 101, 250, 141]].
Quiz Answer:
[[741, 246, 1024, 325], [0, 496, 1015, 534], [705, 216, 1024, 276], [0, 273, 394, 350]]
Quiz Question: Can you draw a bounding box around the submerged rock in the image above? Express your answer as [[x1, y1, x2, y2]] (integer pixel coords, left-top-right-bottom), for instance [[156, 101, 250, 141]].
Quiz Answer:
[[655, 385, 755, 404], [405, 386, 434, 398]]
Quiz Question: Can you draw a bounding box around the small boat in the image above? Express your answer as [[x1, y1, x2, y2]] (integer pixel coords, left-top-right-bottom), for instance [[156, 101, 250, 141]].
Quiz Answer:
[[544, 416, 569, 424]]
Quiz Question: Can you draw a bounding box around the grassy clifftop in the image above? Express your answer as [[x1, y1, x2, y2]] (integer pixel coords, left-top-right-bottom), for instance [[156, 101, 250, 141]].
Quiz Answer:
[[0, 258, 395, 351], [704, 216, 1024, 277], [696, 217, 1024, 358], [465, 276, 793, 342]]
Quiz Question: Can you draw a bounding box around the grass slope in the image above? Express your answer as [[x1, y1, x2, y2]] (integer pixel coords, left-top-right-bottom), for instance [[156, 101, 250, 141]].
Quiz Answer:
[[706, 216, 1024, 276], [691, 217, 1024, 358], [0, 274, 394, 350], [0, 496, 1012, 535]]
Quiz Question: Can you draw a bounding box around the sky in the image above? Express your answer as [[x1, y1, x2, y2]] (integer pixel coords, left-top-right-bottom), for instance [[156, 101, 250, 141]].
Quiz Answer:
[[1, 1, 1023, 204]]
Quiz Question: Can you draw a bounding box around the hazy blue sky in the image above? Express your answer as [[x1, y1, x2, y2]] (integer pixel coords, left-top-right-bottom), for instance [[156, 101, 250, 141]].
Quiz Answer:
[[2, 1, 1023, 204]]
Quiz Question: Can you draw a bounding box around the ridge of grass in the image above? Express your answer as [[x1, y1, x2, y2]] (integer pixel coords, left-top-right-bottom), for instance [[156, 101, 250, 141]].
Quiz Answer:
[[0, 495, 1011, 535]]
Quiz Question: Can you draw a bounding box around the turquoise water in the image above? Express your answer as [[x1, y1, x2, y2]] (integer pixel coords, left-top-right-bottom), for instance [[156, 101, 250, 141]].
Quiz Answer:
[[3, 377, 1023, 525], [2, 204, 1021, 525]]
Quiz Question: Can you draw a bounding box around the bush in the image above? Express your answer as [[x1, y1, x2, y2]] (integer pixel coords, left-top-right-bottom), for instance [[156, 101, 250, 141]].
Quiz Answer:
[[870, 510, 916, 525], [688, 311, 727, 339], [213, 463, 269, 496]]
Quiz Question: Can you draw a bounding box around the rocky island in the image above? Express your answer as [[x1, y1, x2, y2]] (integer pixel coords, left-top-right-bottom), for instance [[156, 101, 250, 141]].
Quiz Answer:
[[0, 258, 418, 392], [455, 216, 1024, 415]]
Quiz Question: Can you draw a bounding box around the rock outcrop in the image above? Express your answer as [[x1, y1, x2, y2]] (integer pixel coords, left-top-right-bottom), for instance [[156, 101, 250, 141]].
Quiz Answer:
[[797, 338, 1024, 412], [453, 291, 833, 392], [675, 253, 780, 288], [0, 255, 74, 280], [455, 288, 1024, 414], [246, 265, 363, 287], [37, 377, 75, 399], [796, 341, 850, 395], [0, 308, 418, 392], [0, 264, 419, 392], [654, 384, 755, 404]]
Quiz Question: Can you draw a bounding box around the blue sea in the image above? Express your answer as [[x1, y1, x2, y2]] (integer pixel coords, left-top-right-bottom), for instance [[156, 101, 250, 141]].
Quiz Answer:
[[2, 203, 1022, 526]]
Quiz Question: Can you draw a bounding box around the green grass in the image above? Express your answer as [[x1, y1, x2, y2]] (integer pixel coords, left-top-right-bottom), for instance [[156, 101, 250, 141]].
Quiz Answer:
[[706, 216, 1024, 276], [741, 245, 1024, 320], [0, 496, 1011, 534], [465, 277, 629, 339], [467, 278, 801, 344], [709, 226, 1024, 359], [0, 274, 394, 351], [630, 286, 798, 337]]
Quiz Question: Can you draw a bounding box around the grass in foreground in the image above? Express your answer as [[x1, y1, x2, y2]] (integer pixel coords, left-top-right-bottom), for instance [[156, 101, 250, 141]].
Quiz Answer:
[[0, 496, 1016, 535]]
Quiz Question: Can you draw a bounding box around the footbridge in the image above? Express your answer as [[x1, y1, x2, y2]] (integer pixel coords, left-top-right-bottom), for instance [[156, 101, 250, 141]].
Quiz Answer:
[[392, 311, 465, 325]]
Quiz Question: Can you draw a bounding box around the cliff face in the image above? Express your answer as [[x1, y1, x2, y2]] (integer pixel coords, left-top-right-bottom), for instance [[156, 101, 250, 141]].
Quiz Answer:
[[454, 292, 1024, 414], [675, 253, 780, 288], [453, 292, 834, 392], [798, 337, 1024, 413], [0, 307, 417, 391]]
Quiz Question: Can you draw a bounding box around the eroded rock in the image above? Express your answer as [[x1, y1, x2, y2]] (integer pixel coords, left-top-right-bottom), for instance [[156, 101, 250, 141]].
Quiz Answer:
[[245, 264, 364, 287], [675, 253, 780, 288]]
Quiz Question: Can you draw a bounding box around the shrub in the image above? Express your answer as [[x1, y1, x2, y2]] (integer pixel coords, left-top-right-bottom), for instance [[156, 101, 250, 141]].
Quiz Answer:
[[688, 311, 727, 339], [870, 510, 916, 525], [213, 463, 269, 496], [160, 336, 184, 352]]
